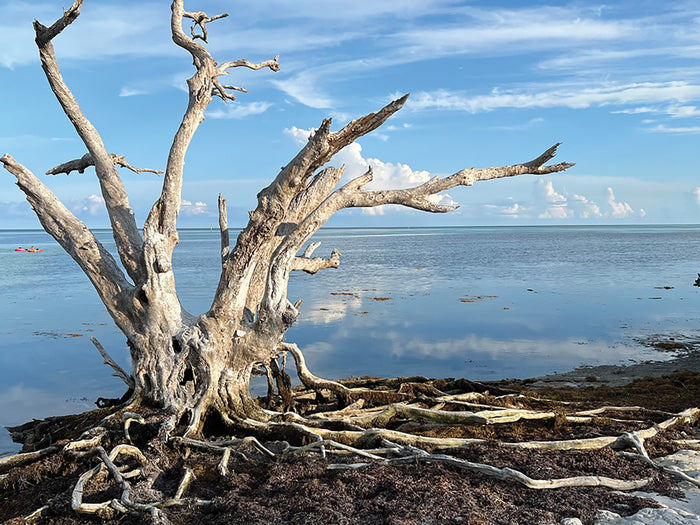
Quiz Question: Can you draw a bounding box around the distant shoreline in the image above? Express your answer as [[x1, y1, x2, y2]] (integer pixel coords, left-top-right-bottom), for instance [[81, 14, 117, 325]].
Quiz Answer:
[[496, 338, 700, 389]]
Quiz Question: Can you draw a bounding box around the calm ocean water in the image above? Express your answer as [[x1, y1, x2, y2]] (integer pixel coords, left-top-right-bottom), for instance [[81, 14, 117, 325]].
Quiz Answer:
[[2, 225, 700, 455]]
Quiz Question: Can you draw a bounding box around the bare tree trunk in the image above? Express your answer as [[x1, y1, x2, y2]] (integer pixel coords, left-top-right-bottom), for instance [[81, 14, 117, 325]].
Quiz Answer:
[[2, 0, 574, 438]]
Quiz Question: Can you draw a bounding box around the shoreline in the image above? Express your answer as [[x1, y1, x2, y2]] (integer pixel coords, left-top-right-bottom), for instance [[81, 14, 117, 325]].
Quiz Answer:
[[516, 349, 700, 389]]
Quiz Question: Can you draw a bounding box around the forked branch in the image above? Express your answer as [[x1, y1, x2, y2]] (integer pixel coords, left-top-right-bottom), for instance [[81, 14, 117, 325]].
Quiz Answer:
[[264, 141, 574, 313], [183, 10, 229, 43]]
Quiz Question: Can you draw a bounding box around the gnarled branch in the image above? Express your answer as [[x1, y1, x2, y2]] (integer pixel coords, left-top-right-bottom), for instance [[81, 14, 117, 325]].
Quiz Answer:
[[262, 142, 573, 313], [46, 153, 164, 176], [292, 246, 341, 274], [183, 10, 228, 43], [1, 154, 136, 333], [32, 1, 144, 283]]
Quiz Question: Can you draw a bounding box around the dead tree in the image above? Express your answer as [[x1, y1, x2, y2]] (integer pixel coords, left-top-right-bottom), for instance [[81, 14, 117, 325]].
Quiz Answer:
[[2, 0, 574, 438]]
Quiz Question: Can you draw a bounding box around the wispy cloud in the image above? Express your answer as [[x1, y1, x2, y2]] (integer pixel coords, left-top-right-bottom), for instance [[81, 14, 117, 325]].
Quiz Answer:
[[271, 74, 335, 109], [407, 82, 700, 114], [0, 2, 174, 68], [393, 6, 634, 57], [646, 124, 700, 134], [119, 87, 148, 97], [207, 101, 273, 119]]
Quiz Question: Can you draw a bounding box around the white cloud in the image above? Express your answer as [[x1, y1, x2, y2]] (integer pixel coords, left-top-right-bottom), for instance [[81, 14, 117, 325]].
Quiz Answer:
[[87, 194, 105, 215], [395, 8, 632, 57], [334, 142, 458, 213], [694, 188, 700, 205], [181, 200, 209, 216], [119, 87, 148, 97], [614, 104, 700, 120], [489, 201, 526, 218], [606, 187, 635, 218], [569, 194, 603, 219], [0, 3, 174, 68], [69, 194, 105, 217], [535, 180, 572, 219], [647, 124, 700, 134], [538, 180, 566, 203], [408, 82, 700, 114], [207, 101, 273, 119], [538, 204, 572, 220], [532, 180, 637, 220], [271, 73, 334, 109], [537, 46, 700, 72], [285, 126, 314, 144]]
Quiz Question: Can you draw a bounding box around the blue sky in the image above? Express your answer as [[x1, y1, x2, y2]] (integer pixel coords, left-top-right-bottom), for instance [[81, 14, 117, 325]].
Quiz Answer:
[[1, 0, 700, 228]]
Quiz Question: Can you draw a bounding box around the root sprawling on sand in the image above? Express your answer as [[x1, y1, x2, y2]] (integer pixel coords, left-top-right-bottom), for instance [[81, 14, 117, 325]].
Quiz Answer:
[[3, 371, 700, 525]]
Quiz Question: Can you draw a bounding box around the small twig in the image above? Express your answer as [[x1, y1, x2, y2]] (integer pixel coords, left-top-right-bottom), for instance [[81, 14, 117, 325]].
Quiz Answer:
[[183, 10, 228, 43], [174, 468, 195, 500], [218, 448, 232, 476], [24, 505, 49, 521], [90, 337, 135, 390]]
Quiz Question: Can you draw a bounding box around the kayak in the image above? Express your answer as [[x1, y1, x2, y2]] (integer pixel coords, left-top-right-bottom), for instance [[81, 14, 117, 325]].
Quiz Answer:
[[15, 248, 25, 252], [27, 249, 44, 253]]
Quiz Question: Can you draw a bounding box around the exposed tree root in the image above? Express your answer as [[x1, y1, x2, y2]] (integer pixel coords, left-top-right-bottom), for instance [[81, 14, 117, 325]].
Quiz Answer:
[[4, 371, 700, 523]]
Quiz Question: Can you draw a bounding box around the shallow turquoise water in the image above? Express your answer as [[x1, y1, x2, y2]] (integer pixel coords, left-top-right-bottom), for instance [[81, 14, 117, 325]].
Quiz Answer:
[[2, 225, 700, 455]]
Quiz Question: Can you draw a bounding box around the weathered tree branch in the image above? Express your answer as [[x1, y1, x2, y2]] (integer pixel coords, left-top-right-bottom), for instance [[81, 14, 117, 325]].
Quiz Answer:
[[1, 154, 136, 333], [183, 10, 228, 43], [90, 337, 135, 390], [218, 194, 230, 263], [33, 0, 82, 46], [33, 2, 144, 283], [210, 98, 407, 320], [263, 142, 573, 314], [46, 152, 164, 176], [292, 246, 341, 274], [327, 453, 651, 491]]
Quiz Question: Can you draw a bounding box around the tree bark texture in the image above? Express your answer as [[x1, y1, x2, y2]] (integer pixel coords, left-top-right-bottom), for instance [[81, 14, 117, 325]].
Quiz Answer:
[[2, 0, 574, 437]]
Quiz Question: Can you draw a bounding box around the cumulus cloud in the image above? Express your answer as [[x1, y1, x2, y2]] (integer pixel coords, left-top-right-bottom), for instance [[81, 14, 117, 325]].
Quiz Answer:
[[536, 180, 572, 219], [569, 193, 603, 219], [70, 194, 105, 216], [606, 187, 635, 218], [533, 180, 638, 220], [694, 187, 700, 205], [181, 200, 209, 216]]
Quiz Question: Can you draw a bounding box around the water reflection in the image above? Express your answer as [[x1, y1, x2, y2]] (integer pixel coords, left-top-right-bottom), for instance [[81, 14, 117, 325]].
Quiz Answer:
[[2, 226, 700, 456]]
